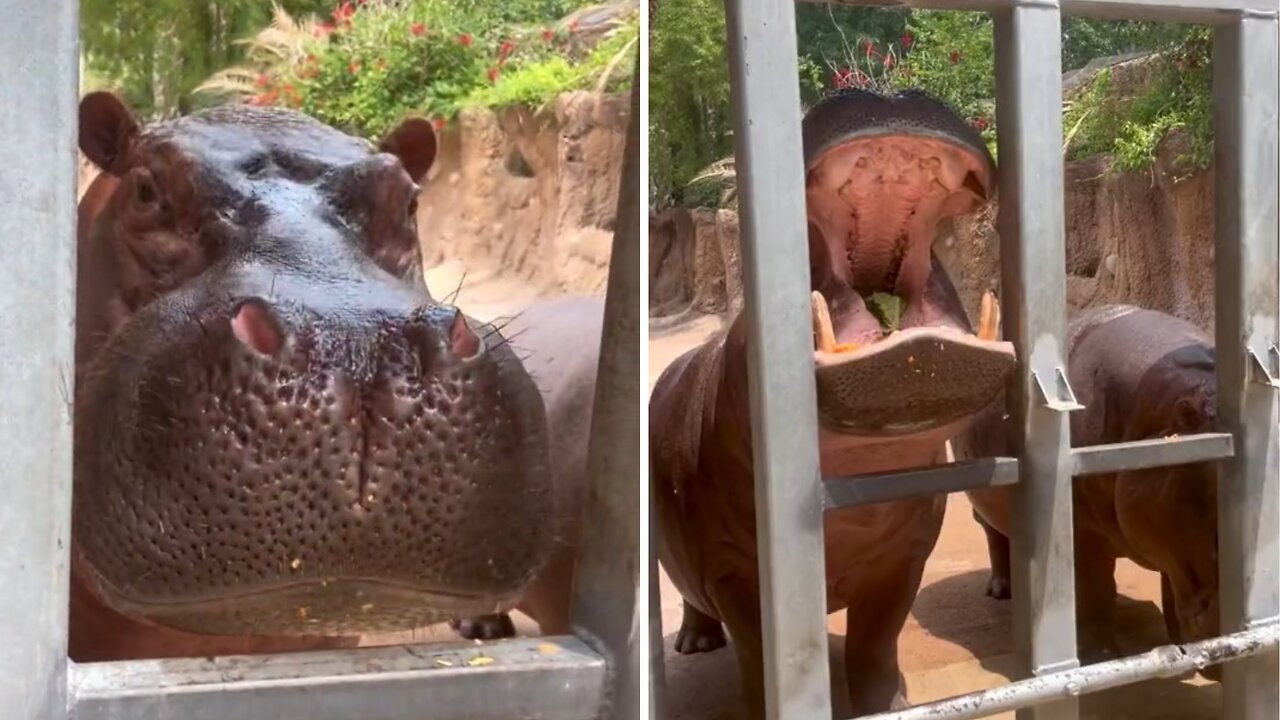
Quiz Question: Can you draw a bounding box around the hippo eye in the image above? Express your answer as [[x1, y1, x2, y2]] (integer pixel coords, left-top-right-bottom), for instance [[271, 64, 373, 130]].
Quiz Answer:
[[135, 175, 157, 206]]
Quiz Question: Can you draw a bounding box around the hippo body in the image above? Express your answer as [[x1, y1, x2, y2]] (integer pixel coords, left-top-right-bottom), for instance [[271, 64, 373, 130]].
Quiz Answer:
[[70, 93, 593, 660], [651, 90, 1016, 716], [963, 305, 1221, 663]]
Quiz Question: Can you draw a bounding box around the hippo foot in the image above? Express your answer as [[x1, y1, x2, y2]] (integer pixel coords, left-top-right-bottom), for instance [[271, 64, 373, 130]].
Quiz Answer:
[[674, 603, 727, 654], [985, 574, 1011, 600], [450, 613, 517, 641]]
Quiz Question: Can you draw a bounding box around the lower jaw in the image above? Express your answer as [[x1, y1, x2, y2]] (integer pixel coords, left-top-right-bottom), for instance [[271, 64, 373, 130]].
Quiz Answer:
[[87, 568, 521, 636]]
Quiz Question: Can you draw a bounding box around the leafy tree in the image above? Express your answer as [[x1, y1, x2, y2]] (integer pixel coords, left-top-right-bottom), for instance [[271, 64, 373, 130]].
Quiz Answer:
[[81, 0, 332, 118]]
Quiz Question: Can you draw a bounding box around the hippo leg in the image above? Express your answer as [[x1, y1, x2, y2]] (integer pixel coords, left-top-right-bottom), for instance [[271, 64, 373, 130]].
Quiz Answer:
[[451, 613, 517, 641], [842, 556, 931, 714], [674, 600, 727, 654], [710, 577, 767, 720], [1074, 528, 1120, 662], [1160, 573, 1184, 644], [974, 509, 1012, 600]]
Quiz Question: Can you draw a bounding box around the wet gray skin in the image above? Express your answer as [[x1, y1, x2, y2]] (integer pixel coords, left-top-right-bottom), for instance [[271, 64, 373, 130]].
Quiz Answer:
[[73, 93, 552, 636], [801, 89, 1014, 436]]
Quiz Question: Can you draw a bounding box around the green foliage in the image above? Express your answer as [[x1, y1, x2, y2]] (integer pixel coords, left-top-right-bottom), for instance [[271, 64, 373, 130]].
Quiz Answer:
[[81, 0, 332, 118], [1064, 26, 1212, 172], [198, 1, 635, 139], [648, 0, 733, 209], [465, 15, 638, 110]]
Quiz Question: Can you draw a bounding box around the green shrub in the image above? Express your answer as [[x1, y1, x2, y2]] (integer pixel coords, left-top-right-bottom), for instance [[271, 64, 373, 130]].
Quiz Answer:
[[198, 1, 636, 138]]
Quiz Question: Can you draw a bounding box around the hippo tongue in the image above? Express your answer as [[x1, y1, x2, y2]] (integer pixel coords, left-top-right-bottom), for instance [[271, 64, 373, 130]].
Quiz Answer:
[[811, 290, 1016, 436]]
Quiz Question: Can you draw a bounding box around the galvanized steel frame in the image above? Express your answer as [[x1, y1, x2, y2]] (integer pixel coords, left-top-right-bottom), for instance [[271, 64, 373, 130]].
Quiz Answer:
[[648, 0, 1280, 719], [0, 3, 642, 718]]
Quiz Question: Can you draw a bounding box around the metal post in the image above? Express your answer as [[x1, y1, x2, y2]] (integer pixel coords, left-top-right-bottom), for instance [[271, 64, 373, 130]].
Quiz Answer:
[[648, 470, 667, 720], [571, 60, 643, 720], [722, 1, 832, 718], [992, 5, 1080, 720], [1212, 13, 1280, 720], [0, 2, 78, 719]]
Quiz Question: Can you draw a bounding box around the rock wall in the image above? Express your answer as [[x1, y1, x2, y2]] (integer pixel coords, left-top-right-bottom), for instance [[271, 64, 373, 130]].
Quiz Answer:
[[651, 134, 1217, 333], [417, 91, 629, 297]]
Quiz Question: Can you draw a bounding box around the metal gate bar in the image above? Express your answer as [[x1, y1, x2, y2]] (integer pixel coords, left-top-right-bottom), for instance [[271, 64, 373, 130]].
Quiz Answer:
[[824, 431, 1237, 510], [1210, 12, 1280, 720], [0, 2, 640, 718], [0, 1, 79, 719], [723, 1, 834, 719], [992, 8, 1080, 720], [857, 624, 1279, 720], [70, 636, 605, 720], [662, 0, 1280, 719]]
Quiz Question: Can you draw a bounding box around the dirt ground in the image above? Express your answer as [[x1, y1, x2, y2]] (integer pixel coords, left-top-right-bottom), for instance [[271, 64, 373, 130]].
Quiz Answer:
[[648, 314, 1218, 720]]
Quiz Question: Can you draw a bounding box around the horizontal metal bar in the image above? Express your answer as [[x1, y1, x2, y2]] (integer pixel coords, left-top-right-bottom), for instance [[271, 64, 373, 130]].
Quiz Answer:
[[799, 0, 1276, 23], [857, 623, 1280, 720], [1070, 432, 1235, 477], [823, 458, 1019, 508], [69, 636, 605, 720]]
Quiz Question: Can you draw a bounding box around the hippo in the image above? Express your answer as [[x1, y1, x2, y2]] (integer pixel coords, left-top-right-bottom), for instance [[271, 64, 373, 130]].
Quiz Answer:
[[71, 92, 598, 660], [961, 304, 1222, 674], [650, 89, 1017, 716]]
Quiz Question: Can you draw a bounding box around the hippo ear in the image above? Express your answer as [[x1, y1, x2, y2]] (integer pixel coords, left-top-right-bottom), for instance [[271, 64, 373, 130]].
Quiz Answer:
[[79, 92, 140, 176], [380, 117, 437, 183]]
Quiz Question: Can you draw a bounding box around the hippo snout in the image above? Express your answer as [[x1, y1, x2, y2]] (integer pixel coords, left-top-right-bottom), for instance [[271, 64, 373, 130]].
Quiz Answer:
[[72, 292, 552, 636]]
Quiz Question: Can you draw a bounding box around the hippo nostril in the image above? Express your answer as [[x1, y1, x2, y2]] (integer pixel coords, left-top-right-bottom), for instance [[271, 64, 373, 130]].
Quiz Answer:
[[231, 298, 284, 356], [449, 309, 482, 360]]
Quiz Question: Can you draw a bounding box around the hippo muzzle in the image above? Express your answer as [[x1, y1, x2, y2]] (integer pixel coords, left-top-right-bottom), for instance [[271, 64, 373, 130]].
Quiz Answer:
[[72, 94, 553, 636], [801, 89, 1016, 437]]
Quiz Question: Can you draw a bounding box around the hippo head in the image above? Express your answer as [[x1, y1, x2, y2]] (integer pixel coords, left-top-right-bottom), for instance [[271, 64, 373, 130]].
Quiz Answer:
[[72, 93, 551, 636], [1111, 342, 1221, 660], [802, 89, 1015, 437]]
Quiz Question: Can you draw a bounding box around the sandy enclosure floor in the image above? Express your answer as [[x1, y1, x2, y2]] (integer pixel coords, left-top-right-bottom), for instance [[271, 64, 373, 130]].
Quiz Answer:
[[648, 313, 1218, 720]]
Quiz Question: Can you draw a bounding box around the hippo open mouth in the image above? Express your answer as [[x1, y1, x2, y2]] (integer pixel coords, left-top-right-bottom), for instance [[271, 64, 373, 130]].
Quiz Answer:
[[801, 89, 1016, 436], [72, 94, 552, 637]]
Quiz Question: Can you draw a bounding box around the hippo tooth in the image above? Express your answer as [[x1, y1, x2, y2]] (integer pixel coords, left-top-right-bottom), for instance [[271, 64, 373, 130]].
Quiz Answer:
[[811, 291, 837, 354], [978, 290, 1001, 342]]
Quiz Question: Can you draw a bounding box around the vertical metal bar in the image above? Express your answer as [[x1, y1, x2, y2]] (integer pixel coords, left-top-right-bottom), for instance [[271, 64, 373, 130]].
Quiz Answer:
[[1212, 14, 1280, 720], [0, 2, 79, 719], [570, 59, 642, 720], [722, 1, 832, 718], [992, 6, 1080, 720], [648, 470, 667, 720]]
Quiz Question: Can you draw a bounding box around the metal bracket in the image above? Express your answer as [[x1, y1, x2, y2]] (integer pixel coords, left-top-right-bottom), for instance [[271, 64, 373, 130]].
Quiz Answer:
[[1247, 344, 1280, 388], [1032, 367, 1085, 412]]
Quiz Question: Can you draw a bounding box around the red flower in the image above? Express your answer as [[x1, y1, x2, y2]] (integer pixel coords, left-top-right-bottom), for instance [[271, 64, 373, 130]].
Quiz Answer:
[[255, 73, 270, 88], [973, 117, 989, 131], [411, 22, 427, 37], [431, 117, 447, 132], [252, 89, 279, 106], [458, 33, 474, 47], [313, 22, 335, 37], [883, 54, 895, 69], [542, 27, 555, 42], [901, 32, 914, 49], [348, 61, 361, 74], [854, 71, 870, 88], [333, 2, 356, 26], [949, 50, 961, 65], [499, 40, 515, 60], [487, 66, 500, 83], [863, 39, 875, 52]]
